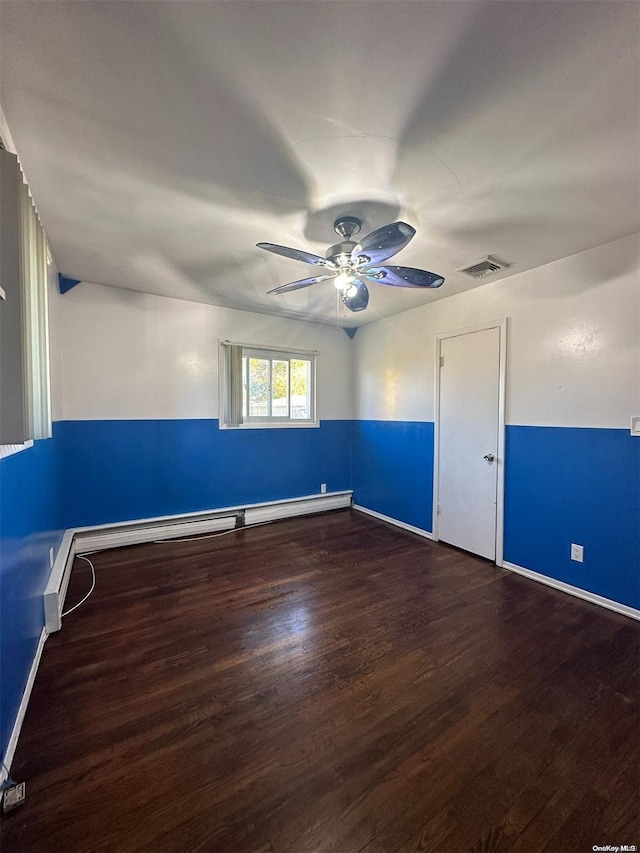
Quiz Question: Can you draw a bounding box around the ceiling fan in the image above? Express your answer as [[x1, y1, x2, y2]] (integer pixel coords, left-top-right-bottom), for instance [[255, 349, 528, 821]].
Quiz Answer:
[[257, 217, 444, 313]]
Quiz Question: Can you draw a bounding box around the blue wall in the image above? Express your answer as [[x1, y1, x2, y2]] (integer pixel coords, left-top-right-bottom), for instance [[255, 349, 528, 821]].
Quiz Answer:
[[352, 420, 434, 532], [504, 426, 640, 609], [57, 419, 352, 528], [0, 438, 63, 760]]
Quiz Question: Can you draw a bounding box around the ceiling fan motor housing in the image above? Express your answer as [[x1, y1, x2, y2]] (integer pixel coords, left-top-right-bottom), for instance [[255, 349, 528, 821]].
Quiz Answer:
[[326, 241, 357, 264], [327, 217, 362, 265]]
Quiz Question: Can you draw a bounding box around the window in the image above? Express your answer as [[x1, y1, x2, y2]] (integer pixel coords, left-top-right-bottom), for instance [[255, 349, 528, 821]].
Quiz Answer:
[[221, 342, 317, 428], [0, 148, 52, 446]]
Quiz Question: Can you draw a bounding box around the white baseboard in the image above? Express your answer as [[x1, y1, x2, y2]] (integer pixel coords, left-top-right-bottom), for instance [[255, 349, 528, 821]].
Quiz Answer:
[[502, 560, 640, 621], [352, 504, 434, 540], [1, 628, 47, 784]]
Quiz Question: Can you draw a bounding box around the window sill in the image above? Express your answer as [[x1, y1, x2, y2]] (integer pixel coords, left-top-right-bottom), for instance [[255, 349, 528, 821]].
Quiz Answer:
[[0, 440, 34, 459], [219, 421, 319, 430]]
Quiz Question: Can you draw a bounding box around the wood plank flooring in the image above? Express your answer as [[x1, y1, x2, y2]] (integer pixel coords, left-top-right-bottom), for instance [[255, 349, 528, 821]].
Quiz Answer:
[[2, 509, 638, 853]]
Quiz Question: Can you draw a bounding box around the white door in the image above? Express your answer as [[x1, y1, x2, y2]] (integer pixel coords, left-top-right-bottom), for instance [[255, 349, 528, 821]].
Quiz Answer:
[[437, 326, 501, 560]]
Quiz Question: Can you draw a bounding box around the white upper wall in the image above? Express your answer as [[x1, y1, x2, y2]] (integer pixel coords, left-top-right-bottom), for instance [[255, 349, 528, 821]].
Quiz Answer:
[[59, 284, 354, 421], [354, 234, 639, 428], [55, 234, 639, 428]]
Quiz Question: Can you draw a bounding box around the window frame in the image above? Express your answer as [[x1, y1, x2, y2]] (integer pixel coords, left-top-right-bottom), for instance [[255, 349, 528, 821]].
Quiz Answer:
[[219, 341, 318, 430]]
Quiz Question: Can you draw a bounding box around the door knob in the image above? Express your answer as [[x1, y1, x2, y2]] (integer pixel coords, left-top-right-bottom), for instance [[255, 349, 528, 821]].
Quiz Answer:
[[483, 453, 495, 462]]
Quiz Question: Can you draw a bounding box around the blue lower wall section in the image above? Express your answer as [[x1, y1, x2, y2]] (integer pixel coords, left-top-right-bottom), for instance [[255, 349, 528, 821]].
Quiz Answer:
[[57, 419, 352, 528], [504, 426, 640, 609], [0, 438, 63, 760], [352, 420, 434, 532]]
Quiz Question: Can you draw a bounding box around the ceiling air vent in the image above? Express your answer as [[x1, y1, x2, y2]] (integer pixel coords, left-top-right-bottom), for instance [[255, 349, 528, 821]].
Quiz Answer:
[[457, 255, 511, 279]]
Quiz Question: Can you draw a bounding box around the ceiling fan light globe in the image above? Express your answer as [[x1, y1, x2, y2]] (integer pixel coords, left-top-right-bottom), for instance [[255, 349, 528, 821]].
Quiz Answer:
[[334, 271, 358, 293]]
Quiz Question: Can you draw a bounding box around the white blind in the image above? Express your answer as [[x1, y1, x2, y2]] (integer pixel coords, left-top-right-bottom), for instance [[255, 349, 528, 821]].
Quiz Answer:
[[0, 146, 52, 445], [19, 179, 52, 440], [225, 344, 243, 426]]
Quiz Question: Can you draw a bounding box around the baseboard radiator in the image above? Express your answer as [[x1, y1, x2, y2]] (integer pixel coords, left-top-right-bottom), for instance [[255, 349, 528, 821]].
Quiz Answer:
[[43, 529, 76, 636], [245, 492, 351, 524], [74, 513, 239, 554], [44, 491, 352, 633]]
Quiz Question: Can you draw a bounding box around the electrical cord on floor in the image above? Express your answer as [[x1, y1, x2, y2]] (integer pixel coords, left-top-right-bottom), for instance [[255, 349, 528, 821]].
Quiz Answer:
[[60, 555, 96, 617], [60, 519, 275, 619], [62, 521, 281, 619], [151, 517, 277, 544]]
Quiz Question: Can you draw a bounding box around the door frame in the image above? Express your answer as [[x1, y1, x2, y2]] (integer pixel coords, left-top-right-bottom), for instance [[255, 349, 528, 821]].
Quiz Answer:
[[433, 318, 508, 566]]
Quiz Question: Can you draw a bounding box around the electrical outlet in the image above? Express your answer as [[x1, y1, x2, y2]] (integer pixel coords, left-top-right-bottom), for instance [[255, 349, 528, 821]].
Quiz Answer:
[[320, 483, 327, 494], [571, 543, 584, 563], [49, 547, 55, 569], [2, 782, 25, 813]]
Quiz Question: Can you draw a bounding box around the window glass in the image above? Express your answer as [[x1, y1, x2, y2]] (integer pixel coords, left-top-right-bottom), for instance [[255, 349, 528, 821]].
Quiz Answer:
[[248, 357, 270, 417], [271, 360, 289, 417], [291, 359, 311, 420]]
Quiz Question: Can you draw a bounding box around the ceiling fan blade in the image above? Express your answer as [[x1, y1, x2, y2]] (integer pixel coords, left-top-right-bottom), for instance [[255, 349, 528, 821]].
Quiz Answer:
[[351, 222, 416, 267], [267, 274, 335, 295], [364, 265, 445, 288], [257, 242, 334, 269], [341, 280, 369, 312]]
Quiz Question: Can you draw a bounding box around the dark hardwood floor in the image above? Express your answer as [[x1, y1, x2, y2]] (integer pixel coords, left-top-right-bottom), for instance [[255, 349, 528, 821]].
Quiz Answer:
[[2, 509, 638, 853]]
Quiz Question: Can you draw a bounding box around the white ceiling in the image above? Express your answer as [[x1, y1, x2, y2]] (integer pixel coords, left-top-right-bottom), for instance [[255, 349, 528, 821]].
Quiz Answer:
[[1, 1, 638, 327]]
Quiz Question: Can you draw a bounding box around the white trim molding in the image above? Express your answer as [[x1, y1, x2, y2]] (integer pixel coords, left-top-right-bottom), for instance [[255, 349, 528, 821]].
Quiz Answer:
[[502, 561, 640, 621], [1, 628, 47, 785], [353, 505, 434, 540], [433, 317, 508, 567]]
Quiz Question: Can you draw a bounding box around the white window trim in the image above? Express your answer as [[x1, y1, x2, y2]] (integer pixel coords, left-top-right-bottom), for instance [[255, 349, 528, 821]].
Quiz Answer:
[[0, 441, 34, 460], [219, 340, 319, 430]]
